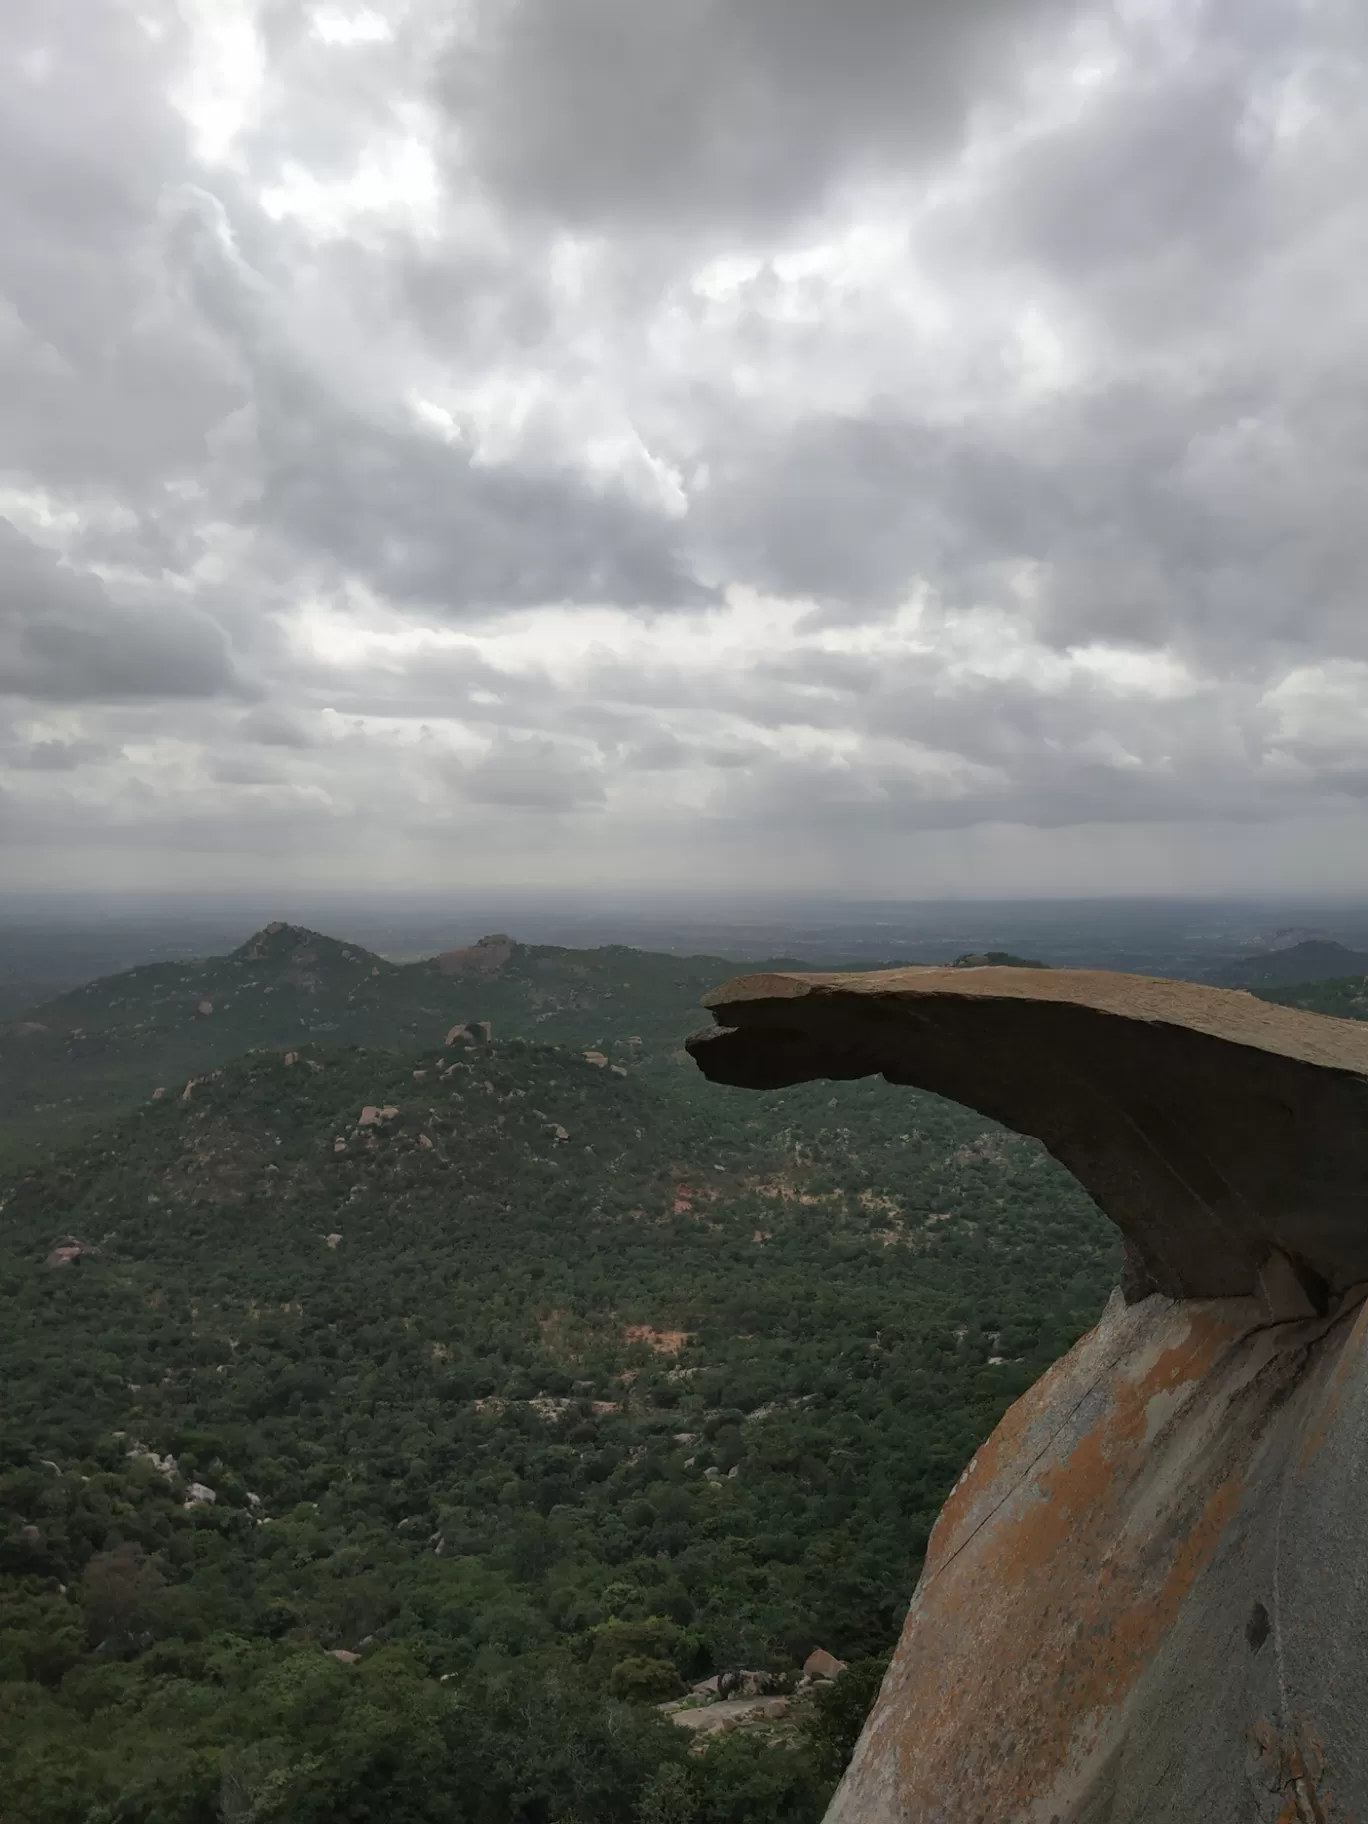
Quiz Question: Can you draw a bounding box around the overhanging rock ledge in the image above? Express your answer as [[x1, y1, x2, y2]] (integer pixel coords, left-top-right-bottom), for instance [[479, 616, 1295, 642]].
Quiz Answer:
[[687, 964, 1368, 1302], [686, 966, 1368, 1822]]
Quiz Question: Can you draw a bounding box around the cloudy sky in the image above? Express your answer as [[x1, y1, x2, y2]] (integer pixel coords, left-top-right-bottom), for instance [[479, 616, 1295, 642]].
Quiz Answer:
[[3, 0, 1368, 900]]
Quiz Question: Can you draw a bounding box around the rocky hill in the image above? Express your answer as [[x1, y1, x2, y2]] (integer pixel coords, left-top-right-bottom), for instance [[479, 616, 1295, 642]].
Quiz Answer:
[[1206, 935, 1368, 987], [0, 921, 808, 1155], [8, 916, 1357, 1166]]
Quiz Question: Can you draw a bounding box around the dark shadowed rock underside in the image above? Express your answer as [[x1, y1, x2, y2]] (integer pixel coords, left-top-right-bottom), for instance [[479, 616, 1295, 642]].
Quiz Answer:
[[686, 967, 1368, 1823], [687, 964, 1368, 1303]]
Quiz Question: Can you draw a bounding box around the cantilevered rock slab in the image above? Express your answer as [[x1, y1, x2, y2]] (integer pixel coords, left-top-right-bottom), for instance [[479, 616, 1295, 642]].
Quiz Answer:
[[686, 967, 1368, 1821], [686, 966, 1368, 1302]]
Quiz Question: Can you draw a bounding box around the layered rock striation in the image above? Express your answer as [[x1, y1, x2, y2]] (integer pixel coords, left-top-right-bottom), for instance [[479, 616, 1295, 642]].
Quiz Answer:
[[686, 967, 1368, 1823]]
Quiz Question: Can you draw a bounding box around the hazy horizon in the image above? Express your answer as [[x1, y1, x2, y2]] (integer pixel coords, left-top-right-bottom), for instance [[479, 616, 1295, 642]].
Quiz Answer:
[[6, 888, 1368, 986]]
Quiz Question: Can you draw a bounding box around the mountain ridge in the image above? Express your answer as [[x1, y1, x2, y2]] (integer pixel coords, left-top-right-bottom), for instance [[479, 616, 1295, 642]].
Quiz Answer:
[[0, 923, 815, 1156], [1205, 935, 1368, 987]]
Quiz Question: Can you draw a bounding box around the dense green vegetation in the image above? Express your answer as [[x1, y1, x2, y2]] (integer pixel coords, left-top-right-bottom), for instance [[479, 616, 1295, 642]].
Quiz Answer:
[[24, 918, 1357, 1818], [949, 952, 1047, 969], [1260, 973, 1368, 1022], [0, 1024, 1119, 1822]]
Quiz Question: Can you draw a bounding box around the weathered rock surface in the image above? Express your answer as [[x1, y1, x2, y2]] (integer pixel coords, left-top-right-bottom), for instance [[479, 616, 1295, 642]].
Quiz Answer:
[[436, 934, 514, 977], [45, 1239, 89, 1268], [686, 967, 1368, 1823], [827, 1285, 1368, 1822]]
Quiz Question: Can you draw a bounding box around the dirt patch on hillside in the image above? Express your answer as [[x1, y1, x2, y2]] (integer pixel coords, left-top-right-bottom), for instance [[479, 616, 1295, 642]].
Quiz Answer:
[[623, 1325, 693, 1355]]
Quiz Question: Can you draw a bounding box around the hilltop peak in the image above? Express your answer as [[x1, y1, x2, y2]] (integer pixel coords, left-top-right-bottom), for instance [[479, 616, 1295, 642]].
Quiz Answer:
[[232, 922, 379, 966], [1207, 935, 1368, 988], [435, 933, 517, 976]]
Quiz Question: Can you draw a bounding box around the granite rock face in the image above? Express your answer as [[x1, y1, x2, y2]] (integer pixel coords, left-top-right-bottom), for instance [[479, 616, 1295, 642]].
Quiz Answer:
[[686, 967, 1368, 1823]]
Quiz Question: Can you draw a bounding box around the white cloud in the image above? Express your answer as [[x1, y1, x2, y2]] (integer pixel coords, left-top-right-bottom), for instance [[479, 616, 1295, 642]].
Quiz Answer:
[[3, 0, 1368, 895]]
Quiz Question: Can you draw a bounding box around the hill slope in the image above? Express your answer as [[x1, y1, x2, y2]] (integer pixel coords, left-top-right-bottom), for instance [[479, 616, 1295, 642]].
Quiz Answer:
[[1257, 972, 1368, 1021], [0, 922, 816, 1153], [1207, 936, 1368, 987], [0, 1036, 1117, 1823]]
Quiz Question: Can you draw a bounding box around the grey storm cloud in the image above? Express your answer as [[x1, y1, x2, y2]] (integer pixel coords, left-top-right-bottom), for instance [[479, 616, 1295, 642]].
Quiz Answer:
[[443, 0, 1082, 232], [2, 0, 1368, 894], [0, 520, 240, 703], [458, 733, 608, 811], [237, 705, 317, 749], [0, 2, 248, 503], [160, 186, 711, 619], [11, 737, 112, 772]]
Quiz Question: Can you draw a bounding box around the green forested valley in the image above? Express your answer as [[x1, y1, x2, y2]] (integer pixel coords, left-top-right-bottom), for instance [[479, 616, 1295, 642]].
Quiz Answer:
[[0, 957, 1120, 1824]]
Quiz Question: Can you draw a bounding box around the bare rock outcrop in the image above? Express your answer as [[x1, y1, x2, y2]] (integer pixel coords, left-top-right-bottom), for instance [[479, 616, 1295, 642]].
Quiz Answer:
[[45, 1239, 90, 1268], [686, 966, 1368, 1823], [436, 934, 514, 977]]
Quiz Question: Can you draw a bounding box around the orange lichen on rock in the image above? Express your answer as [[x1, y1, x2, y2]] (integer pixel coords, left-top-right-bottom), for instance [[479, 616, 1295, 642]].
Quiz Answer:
[[823, 1288, 1368, 1822], [848, 1301, 1247, 1819]]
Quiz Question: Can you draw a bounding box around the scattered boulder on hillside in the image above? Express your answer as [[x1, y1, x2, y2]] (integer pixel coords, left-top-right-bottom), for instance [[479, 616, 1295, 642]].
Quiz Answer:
[[183, 1482, 217, 1509], [45, 1239, 90, 1268], [328, 1648, 361, 1665], [803, 1647, 847, 1681], [444, 1024, 472, 1046], [436, 934, 515, 977], [472, 1019, 492, 1042], [197, 1000, 214, 1016], [357, 1104, 400, 1128], [710, 1669, 787, 1700], [583, 1050, 609, 1067], [324, 1233, 342, 1249], [665, 1694, 791, 1733], [126, 1442, 177, 1479], [690, 964, 1368, 1823]]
